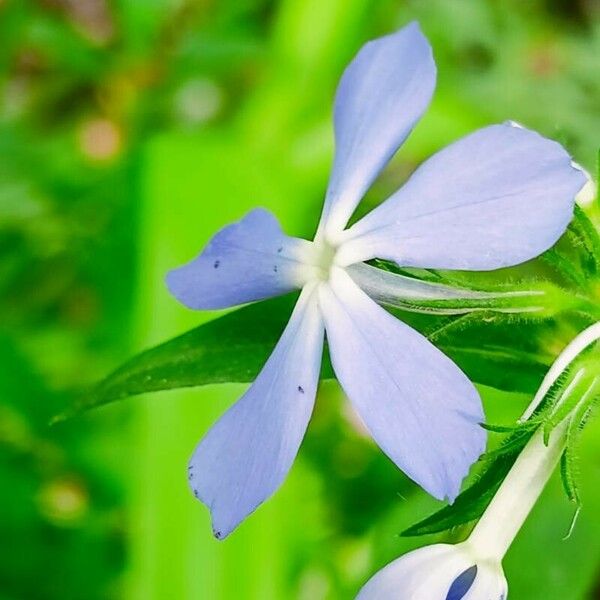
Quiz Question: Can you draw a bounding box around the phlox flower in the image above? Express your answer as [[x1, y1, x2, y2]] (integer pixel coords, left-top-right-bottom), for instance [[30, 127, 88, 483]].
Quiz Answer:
[[167, 22, 585, 538]]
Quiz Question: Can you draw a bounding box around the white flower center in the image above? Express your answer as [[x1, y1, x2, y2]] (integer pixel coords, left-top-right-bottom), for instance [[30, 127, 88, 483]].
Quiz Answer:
[[314, 241, 338, 281], [296, 239, 341, 285]]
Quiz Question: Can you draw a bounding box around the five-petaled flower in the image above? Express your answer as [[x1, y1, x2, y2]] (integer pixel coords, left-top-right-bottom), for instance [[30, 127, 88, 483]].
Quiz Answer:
[[167, 22, 586, 539]]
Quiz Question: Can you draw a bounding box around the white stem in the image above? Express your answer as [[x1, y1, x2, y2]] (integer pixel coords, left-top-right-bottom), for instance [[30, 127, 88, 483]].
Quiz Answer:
[[467, 318, 600, 561], [466, 423, 567, 560]]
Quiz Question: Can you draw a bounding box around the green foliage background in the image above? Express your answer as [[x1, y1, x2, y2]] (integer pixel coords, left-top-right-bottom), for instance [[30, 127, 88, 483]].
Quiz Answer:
[[0, 0, 599, 598]]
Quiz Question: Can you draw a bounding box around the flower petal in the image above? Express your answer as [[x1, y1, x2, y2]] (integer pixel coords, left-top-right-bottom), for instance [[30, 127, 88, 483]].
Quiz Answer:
[[319, 268, 485, 501], [166, 208, 313, 310], [318, 22, 436, 239], [356, 544, 472, 599], [338, 123, 586, 269], [188, 285, 324, 538]]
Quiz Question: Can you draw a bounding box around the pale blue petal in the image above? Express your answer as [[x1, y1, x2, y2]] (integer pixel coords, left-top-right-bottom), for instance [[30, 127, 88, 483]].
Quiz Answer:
[[318, 22, 436, 239], [319, 268, 485, 501], [166, 208, 312, 310], [188, 285, 324, 538], [338, 123, 586, 269]]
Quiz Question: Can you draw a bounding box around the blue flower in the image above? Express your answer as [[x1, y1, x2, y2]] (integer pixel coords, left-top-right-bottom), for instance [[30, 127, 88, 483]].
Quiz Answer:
[[167, 22, 585, 539]]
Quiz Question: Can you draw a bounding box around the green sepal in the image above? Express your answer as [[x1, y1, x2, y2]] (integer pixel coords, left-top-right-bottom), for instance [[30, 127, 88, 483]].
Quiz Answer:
[[559, 382, 600, 509], [542, 368, 589, 444], [480, 421, 537, 434], [371, 260, 579, 319], [560, 437, 581, 507], [568, 205, 600, 276], [481, 430, 534, 461], [542, 205, 600, 292], [541, 247, 588, 289]]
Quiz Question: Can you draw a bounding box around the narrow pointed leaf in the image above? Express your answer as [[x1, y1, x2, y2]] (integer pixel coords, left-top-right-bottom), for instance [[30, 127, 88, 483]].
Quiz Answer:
[[560, 446, 581, 507], [54, 294, 335, 421], [58, 280, 560, 422]]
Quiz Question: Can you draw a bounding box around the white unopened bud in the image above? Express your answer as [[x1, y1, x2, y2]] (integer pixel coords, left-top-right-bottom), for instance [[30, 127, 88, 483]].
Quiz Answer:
[[357, 542, 507, 600]]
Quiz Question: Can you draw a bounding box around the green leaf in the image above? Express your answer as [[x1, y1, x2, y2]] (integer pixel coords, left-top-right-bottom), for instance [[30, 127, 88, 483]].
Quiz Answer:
[[481, 422, 532, 433], [541, 247, 588, 288], [54, 293, 335, 421], [542, 205, 600, 291], [58, 277, 563, 421], [558, 381, 600, 507], [560, 444, 581, 507], [419, 312, 555, 393], [559, 412, 585, 540], [543, 368, 589, 444], [481, 430, 534, 460], [440, 344, 548, 394], [567, 205, 600, 277]]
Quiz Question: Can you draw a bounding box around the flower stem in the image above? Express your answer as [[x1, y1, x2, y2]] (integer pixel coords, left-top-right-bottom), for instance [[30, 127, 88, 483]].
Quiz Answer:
[[468, 320, 600, 561], [467, 424, 567, 560]]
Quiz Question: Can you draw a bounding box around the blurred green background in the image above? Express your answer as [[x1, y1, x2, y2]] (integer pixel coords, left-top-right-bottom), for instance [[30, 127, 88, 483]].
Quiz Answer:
[[1, 0, 599, 598]]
